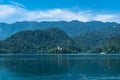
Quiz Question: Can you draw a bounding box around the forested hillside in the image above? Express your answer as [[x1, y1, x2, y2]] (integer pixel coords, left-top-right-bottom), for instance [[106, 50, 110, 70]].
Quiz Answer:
[[0, 28, 79, 53]]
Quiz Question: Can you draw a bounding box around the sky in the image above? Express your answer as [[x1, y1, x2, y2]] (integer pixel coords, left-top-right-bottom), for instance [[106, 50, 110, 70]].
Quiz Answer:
[[0, 0, 120, 23]]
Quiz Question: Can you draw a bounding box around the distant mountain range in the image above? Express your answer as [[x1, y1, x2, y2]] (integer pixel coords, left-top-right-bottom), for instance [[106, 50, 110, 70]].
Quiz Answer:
[[1, 20, 120, 53], [0, 20, 119, 40]]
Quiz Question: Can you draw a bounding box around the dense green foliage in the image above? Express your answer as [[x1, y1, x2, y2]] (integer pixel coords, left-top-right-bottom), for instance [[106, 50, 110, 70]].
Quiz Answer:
[[92, 35, 120, 53], [0, 28, 79, 53], [73, 25, 120, 52]]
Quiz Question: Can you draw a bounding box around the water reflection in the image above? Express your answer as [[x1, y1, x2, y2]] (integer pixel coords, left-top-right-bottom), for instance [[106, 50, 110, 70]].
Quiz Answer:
[[0, 54, 120, 79]]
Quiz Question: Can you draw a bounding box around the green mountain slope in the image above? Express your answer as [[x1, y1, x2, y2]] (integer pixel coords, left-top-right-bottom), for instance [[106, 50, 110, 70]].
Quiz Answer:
[[92, 35, 120, 53], [73, 25, 120, 52], [0, 28, 78, 53]]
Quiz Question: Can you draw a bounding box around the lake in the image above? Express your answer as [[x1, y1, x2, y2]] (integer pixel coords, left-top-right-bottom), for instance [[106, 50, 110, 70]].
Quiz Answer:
[[0, 54, 120, 80]]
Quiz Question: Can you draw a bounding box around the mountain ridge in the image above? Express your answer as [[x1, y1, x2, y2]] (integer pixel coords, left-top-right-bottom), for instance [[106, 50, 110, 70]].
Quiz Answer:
[[0, 20, 119, 40]]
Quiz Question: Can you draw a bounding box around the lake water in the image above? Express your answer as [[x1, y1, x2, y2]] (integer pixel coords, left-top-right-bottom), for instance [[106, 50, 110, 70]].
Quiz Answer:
[[0, 54, 120, 80]]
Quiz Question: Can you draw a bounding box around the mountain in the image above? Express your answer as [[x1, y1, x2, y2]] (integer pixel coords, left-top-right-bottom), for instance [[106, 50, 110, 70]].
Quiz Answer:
[[0, 28, 78, 53], [73, 25, 120, 52], [0, 21, 119, 40], [92, 35, 120, 53]]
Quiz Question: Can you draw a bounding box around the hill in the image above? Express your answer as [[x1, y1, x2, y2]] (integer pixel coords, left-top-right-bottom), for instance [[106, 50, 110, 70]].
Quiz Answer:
[[91, 35, 120, 53], [0, 28, 79, 53], [73, 25, 120, 52]]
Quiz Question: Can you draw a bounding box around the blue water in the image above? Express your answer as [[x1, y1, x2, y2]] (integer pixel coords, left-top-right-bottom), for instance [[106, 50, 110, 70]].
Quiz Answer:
[[0, 54, 120, 80]]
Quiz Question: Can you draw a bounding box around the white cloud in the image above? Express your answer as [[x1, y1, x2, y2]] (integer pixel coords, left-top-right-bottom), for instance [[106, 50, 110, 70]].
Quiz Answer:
[[94, 14, 117, 22], [0, 4, 120, 23]]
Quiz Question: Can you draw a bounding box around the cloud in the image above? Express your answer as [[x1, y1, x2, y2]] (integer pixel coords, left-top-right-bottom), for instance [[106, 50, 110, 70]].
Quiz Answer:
[[30, 9, 89, 21], [93, 14, 117, 22], [9, 1, 25, 8], [0, 4, 119, 23]]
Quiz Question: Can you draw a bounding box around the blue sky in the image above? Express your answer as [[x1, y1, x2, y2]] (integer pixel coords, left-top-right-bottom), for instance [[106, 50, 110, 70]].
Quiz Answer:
[[0, 0, 120, 23], [2, 0, 120, 11]]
